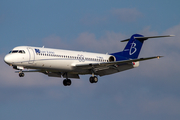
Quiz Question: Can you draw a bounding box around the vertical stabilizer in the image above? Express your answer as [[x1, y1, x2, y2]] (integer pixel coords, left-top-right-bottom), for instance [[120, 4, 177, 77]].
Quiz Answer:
[[122, 34, 144, 59], [110, 34, 144, 60]]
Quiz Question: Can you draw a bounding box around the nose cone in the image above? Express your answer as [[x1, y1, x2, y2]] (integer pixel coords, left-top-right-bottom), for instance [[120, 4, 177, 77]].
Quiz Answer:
[[4, 54, 12, 65]]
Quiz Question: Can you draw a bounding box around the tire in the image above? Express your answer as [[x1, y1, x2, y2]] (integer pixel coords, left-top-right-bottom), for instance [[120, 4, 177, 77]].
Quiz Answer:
[[63, 79, 67, 86], [66, 79, 72, 86], [94, 76, 98, 83], [89, 77, 94, 83]]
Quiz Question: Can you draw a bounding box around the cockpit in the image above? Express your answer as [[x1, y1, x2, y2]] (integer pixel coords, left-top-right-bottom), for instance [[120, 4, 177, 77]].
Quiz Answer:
[[9, 50, 26, 54]]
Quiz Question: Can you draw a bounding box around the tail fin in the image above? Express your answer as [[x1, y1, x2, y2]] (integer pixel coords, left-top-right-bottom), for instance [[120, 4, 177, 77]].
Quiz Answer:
[[110, 34, 145, 60], [122, 34, 144, 59], [110, 34, 174, 60]]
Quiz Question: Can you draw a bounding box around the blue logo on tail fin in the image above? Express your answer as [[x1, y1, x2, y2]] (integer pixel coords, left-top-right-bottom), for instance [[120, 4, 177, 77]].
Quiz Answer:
[[129, 42, 137, 55]]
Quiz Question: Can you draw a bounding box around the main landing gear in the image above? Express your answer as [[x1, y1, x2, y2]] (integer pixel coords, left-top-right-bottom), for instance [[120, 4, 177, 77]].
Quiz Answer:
[[89, 69, 98, 83], [19, 72, 25, 77], [63, 76, 98, 86], [89, 76, 98, 83]]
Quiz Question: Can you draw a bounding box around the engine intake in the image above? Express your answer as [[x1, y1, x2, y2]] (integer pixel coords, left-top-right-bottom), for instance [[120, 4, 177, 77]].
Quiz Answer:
[[109, 56, 116, 62]]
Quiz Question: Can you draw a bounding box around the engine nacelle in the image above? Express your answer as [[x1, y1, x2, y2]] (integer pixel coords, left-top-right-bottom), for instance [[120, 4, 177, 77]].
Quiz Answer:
[[108, 55, 116, 62]]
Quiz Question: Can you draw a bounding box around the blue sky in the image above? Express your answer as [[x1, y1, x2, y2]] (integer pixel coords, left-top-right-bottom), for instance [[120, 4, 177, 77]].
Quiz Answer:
[[1, 0, 180, 120]]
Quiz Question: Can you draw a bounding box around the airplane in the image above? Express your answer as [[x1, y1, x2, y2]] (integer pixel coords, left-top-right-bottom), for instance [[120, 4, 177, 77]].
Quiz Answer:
[[4, 34, 174, 86]]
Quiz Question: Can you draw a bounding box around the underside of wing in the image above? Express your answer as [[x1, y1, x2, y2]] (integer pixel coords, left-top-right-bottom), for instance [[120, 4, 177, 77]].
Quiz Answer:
[[73, 56, 162, 76], [42, 72, 80, 79]]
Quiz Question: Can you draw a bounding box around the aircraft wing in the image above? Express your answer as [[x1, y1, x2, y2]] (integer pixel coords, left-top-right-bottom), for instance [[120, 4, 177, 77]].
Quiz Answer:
[[14, 56, 162, 78], [73, 56, 163, 69]]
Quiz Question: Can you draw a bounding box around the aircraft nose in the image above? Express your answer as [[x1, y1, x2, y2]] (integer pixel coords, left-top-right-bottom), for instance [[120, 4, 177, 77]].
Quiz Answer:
[[4, 55, 12, 65]]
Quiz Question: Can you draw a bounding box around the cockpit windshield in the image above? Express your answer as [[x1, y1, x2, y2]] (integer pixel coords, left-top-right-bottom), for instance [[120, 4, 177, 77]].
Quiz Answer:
[[12, 50, 18, 53], [9, 50, 26, 54], [19, 50, 25, 53]]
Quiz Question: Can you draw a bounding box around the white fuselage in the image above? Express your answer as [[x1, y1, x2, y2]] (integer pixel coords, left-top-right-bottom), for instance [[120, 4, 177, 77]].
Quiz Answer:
[[4, 46, 116, 74]]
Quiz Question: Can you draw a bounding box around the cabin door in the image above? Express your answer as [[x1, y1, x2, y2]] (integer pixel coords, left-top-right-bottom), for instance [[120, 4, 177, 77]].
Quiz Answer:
[[27, 48, 35, 64]]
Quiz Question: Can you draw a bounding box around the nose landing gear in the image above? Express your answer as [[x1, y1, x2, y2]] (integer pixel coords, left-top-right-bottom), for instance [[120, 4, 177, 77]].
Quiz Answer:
[[63, 79, 72, 86], [63, 73, 72, 86]]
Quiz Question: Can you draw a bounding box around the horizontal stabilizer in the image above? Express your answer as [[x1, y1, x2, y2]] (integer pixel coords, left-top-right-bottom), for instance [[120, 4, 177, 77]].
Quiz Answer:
[[121, 35, 174, 42]]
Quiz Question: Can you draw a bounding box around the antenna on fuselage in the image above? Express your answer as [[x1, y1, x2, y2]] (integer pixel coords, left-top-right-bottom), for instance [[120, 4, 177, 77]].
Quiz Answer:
[[42, 46, 45, 48]]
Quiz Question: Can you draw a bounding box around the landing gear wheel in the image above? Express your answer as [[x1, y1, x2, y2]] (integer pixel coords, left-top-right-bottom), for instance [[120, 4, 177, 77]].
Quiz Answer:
[[89, 77, 94, 83], [93, 76, 98, 83], [63, 79, 72, 86], [63, 79, 67, 86], [66, 79, 72, 86], [19, 72, 25, 77], [89, 76, 98, 83]]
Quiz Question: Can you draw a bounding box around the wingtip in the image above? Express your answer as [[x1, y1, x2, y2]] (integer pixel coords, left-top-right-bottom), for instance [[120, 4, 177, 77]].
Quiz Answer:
[[157, 56, 164, 59]]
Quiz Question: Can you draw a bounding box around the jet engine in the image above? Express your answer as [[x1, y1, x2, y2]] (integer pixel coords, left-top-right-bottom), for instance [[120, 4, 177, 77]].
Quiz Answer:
[[108, 55, 116, 62]]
